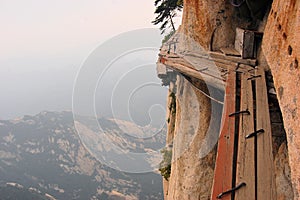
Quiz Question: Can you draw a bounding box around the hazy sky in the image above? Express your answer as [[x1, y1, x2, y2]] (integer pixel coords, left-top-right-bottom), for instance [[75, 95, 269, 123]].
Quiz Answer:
[[0, 0, 182, 119], [1, 0, 157, 59]]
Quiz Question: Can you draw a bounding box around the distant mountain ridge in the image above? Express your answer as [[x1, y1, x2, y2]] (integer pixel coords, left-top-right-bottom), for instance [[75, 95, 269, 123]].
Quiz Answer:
[[0, 182, 54, 200], [0, 111, 163, 200]]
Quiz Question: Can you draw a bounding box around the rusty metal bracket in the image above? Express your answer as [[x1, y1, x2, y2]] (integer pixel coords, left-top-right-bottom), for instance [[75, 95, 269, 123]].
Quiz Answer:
[[247, 75, 261, 80], [247, 67, 257, 72], [229, 109, 250, 117], [245, 129, 265, 139], [217, 182, 246, 199]]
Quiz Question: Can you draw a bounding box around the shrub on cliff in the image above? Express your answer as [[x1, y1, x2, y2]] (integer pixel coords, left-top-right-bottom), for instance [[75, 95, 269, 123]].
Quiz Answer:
[[159, 148, 172, 181]]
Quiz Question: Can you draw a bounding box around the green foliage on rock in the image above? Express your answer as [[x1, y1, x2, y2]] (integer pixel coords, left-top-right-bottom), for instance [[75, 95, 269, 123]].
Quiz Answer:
[[159, 148, 172, 181]]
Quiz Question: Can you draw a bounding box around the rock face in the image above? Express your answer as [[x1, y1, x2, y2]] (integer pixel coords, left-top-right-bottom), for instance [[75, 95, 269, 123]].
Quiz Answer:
[[162, 1, 242, 199], [166, 77, 217, 200], [181, 0, 236, 50], [262, 0, 300, 198], [274, 143, 294, 200]]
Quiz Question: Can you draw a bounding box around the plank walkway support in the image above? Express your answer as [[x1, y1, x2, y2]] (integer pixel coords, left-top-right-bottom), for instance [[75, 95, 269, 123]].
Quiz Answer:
[[255, 68, 277, 200], [163, 55, 226, 91], [211, 71, 236, 200], [158, 50, 257, 92]]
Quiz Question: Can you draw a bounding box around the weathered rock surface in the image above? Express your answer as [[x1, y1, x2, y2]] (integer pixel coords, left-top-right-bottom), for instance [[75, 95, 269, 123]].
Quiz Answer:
[[166, 76, 216, 200], [181, 0, 236, 50], [262, 0, 300, 198], [162, 1, 239, 199], [274, 142, 294, 200]]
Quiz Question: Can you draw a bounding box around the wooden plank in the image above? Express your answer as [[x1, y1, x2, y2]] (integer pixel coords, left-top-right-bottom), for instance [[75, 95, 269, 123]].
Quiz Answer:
[[243, 31, 255, 59], [234, 27, 255, 59], [184, 52, 232, 66], [255, 68, 277, 200], [165, 59, 226, 81], [220, 47, 241, 57], [209, 51, 257, 66], [160, 47, 256, 70], [235, 27, 244, 56], [163, 59, 225, 91], [161, 50, 256, 73], [235, 72, 255, 200], [175, 51, 254, 74], [182, 54, 233, 78], [183, 51, 257, 67], [211, 71, 236, 200], [183, 55, 228, 80]]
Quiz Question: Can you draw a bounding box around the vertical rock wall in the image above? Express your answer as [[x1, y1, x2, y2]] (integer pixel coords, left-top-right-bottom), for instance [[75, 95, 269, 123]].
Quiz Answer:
[[181, 0, 236, 50], [163, 1, 237, 199], [166, 76, 215, 200], [163, 1, 235, 198], [262, 0, 300, 198], [274, 143, 294, 200]]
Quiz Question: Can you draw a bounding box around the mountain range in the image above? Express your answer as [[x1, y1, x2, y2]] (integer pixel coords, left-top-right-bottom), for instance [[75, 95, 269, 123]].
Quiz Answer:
[[0, 111, 164, 200]]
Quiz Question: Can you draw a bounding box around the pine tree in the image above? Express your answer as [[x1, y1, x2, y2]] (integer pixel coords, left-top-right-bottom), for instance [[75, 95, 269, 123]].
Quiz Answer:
[[152, 0, 183, 34]]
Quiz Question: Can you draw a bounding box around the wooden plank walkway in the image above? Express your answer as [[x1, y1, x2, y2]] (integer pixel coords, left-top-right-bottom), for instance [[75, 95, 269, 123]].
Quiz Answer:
[[157, 46, 277, 200], [211, 70, 277, 200], [211, 71, 236, 200], [235, 72, 255, 200], [220, 47, 241, 57], [255, 68, 277, 200], [158, 49, 256, 91]]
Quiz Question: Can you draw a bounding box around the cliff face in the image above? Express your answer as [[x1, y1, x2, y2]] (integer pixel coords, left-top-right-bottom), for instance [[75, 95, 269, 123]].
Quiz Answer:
[[162, 1, 245, 199], [166, 77, 215, 199], [161, 0, 299, 199], [262, 0, 300, 198], [181, 0, 236, 50]]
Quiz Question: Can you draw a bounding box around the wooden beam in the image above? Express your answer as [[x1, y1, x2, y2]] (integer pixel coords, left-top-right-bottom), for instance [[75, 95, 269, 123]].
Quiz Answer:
[[235, 72, 255, 200], [209, 51, 257, 66], [211, 71, 236, 200], [164, 59, 225, 91], [220, 47, 241, 57], [243, 31, 255, 59], [184, 54, 254, 75], [162, 48, 256, 68], [163, 52, 232, 79], [158, 50, 255, 92], [235, 27, 244, 56], [160, 50, 255, 73], [255, 68, 277, 200], [160, 48, 257, 67]]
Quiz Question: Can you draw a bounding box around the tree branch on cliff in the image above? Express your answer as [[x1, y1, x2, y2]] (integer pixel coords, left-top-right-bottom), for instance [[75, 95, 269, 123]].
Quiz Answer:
[[152, 0, 183, 34]]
